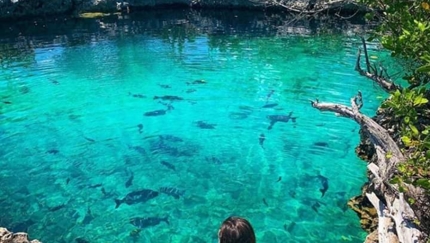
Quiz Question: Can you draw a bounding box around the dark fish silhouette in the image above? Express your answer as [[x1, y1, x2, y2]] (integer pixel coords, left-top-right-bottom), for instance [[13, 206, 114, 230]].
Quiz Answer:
[[75, 237, 89, 243], [312, 201, 321, 212], [317, 175, 329, 197], [160, 161, 176, 171], [153, 95, 183, 101], [48, 203, 66, 212], [47, 149, 59, 155], [101, 187, 107, 196], [267, 111, 297, 130], [125, 172, 134, 188], [129, 92, 146, 98], [187, 79, 206, 85], [196, 121, 216, 129], [130, 216, 169, 229], [266, 89, 275, 102], [83, 136, 96, 143], [313, 142, 329, 147], [158, 84, 171, 89], [144, 109, 167, 116], [286, 222, 296, 233], [263, 198, 269, 207], [49, 78, 59, 85], [137, 124, 143, 134], [276, 176, 282, 182], [66, 178, 70, 185], [259, 133, 265, 148], [159, 187, 185, 199], [89, 183, 103, 188], [82, 207, 94, 225], [262, 103, 278, 108], [3, 101, 12, 104], [115, 189, 159, 208]]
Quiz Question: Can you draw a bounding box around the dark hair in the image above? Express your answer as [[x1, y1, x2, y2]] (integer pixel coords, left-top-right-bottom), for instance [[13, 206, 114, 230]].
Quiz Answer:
[[218, 216, 256, 243]]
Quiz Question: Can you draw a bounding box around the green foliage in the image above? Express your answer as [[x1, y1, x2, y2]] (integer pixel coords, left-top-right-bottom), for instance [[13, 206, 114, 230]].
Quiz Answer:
[[361, 0, 430, 195], [382, 87, 430, 192], [361, 0, 430, 86]]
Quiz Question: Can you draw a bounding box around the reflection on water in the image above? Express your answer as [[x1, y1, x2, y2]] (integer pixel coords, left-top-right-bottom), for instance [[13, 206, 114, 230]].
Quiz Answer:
[[0, 9, 391, 243]]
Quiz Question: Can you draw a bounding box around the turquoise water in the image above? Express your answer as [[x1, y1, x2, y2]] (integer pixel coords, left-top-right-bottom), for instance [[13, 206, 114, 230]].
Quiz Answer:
[[0, 11, 391, 243]]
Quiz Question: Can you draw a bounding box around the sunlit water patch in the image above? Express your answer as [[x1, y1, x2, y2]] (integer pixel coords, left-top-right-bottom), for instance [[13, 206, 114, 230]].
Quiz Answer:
[[0, 10, 395, 243]]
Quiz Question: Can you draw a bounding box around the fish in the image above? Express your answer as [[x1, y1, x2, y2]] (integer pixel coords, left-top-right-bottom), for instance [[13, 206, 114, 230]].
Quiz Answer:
[[48, 203, 66, 212], [158, 84, 171, 89], [266, 89, 275, 103], [196, 121, 216, 129], [115, 189, 159, 208], [83, 136, 96, 143], [313, 142, 329, 147], [153, 95, 183, 101], [49, 78, 59, 85], [160, 161, 176, 171], [263, 198, 269, 207], [66, 178, 70, 185], [187, 79, 206, 85], [276, 176, 282, 182], [137, 124, 143, 134], [144, 109, 167, 116], [262, 103, 278, 108], [101, 187, 107, 196], [3, 101, 12, 104], [125, 172, 134, 188], [311, 201, 321, 213], [286, 222, 296, 233], [47, 149, 59, 155], [129, 92, 146, 98], [89, 183, 103, 188], [317, 175, 329, 197], [130, 216, 169, 229], [267, 111, 297, 130], [75, 238, 89, 243], [159, 187, 185, 199], [259, 133, 265, 148], [82, 207, 94, 225]]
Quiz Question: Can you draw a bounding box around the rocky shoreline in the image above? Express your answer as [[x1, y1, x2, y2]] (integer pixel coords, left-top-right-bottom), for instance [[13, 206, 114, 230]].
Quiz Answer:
[[0, 228, 40, 243], [0, 0, 363, 20]]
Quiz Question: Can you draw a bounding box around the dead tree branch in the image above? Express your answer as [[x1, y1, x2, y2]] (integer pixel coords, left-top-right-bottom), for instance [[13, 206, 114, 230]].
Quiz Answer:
[[355, 37, 401, 92], [311, 91, 423, 242]]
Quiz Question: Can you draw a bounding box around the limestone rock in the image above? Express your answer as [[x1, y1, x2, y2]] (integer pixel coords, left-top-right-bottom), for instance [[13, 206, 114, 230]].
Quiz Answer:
[[0, 228, 41, 243]]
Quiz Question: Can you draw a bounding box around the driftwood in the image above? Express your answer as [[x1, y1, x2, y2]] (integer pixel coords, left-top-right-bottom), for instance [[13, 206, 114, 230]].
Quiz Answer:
[[311, 93, 422, 243], [310, 39, 425, 242]]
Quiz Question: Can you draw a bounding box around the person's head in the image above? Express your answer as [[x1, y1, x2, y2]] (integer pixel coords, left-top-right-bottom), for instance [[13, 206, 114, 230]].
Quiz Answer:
[[218, 216, 256, 243]]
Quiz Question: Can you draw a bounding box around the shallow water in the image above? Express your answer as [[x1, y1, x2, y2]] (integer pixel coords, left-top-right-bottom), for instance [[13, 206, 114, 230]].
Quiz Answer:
[[0, 10, 393, 243]]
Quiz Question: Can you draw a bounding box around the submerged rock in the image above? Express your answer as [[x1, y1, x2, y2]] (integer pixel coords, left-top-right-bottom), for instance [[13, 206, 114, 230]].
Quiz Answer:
[[0, 227, 41, 243]]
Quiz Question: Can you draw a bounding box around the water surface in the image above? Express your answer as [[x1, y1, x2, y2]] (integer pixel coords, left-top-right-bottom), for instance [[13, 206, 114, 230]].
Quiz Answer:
[[0, 10, 391, 243]]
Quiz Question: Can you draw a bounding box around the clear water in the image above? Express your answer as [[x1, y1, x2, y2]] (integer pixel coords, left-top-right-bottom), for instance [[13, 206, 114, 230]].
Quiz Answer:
[[0, 10, 392, 243]]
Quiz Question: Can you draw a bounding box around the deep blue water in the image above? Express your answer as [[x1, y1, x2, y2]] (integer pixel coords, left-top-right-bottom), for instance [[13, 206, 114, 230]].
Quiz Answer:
[[0, 10, 394, 243]]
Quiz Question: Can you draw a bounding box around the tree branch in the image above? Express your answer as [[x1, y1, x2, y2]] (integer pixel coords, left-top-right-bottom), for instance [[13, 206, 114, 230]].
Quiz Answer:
[[355, 37, 401, 93], [311, 92, 422, 242]]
